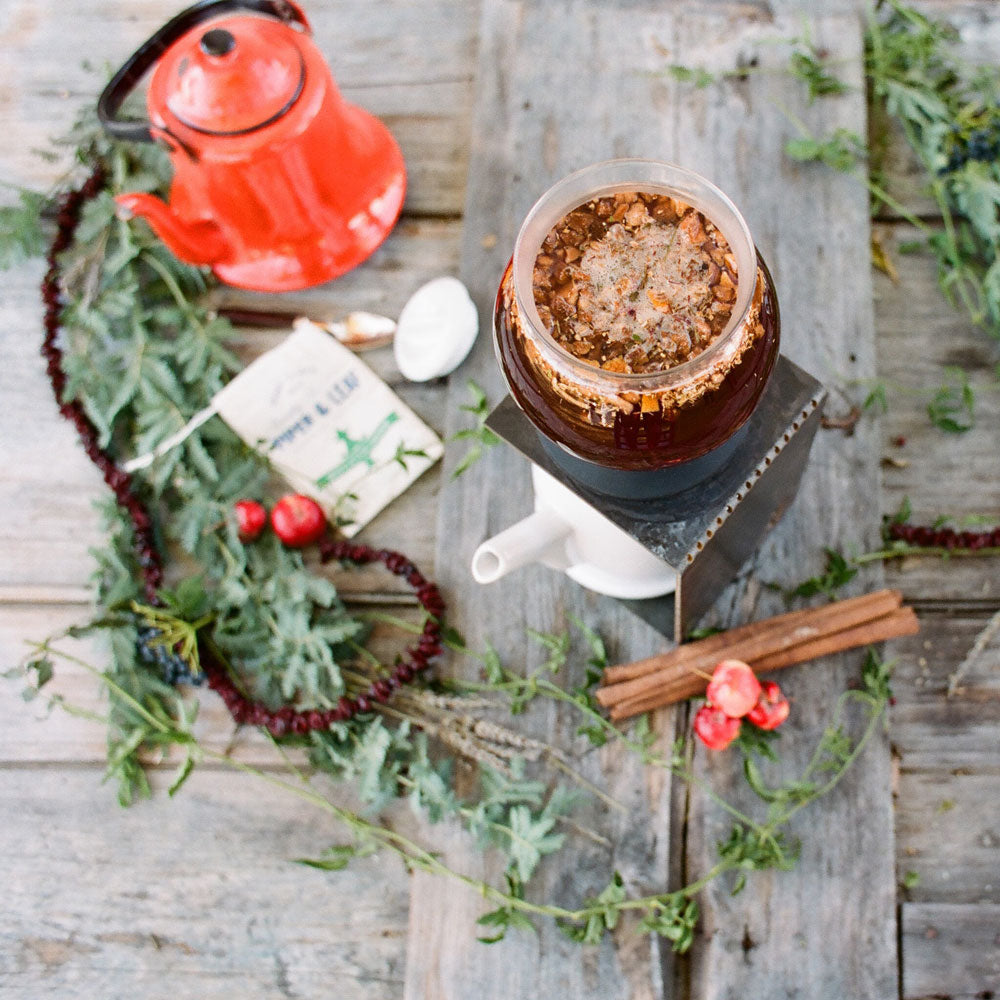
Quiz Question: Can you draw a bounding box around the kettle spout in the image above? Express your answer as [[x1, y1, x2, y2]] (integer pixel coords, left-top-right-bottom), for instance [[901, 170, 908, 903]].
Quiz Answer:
[[471, 510, 571, 584], [116, 193, 229, 267]]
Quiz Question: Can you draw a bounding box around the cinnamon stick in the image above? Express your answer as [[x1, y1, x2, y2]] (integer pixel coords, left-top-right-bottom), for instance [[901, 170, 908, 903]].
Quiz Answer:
[[607, 605, 919, 722], [217, 307, 305, 328], [601, 588, 903, 687], [596, 589, 903, 709], [616, 606, 919, 715], [747, 605, 919, 672]]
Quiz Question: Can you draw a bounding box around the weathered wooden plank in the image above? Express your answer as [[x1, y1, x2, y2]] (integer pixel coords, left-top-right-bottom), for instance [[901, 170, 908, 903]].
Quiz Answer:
[[891, 607, 1000, 772], [209, 216, 464, 335], [407, 1, 700, 997], [867, 18, 1000, 966], [897, 771, 1000, 906], [408, 1, 896, 998], [901, 902, 1000, 998], [0, 0, 475, 216], [873, 224, 1000, 603], [1, 0, 996, 996], [0, 766, 412, 1000], [0, 258, 108, 591], [891, 607, 1000, 909], [1, 12, 471, 998], [634, 8, 899, 999]]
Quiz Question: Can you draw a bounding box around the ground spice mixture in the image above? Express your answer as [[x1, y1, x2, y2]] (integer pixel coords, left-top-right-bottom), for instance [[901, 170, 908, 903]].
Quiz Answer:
[[532, 191, 738, 374]]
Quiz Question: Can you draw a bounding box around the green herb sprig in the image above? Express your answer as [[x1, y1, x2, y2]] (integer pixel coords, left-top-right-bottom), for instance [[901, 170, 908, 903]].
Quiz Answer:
[[18, 631, 892, 952], [783, 1, 1000, 346], [926, 366, 975, 433], [0, 188, 48, 265], [663, 0, 1000, 405], [449, 379, 501, 477], [865, 0, 1000, 342]]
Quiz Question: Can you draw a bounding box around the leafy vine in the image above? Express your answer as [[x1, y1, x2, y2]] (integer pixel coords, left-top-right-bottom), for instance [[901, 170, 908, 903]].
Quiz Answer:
[[4, 98, 892, 952]]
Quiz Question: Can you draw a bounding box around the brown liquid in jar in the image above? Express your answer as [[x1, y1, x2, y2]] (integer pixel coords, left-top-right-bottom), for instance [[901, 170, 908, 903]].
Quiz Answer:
[[494, 192, 780, 473]]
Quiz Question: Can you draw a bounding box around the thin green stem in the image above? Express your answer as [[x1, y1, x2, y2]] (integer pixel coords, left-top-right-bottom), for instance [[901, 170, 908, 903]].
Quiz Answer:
[[355, 609, 426, 634], [24, 631, 890, 946], [766, 693, 885, 832], [545, 752, 625, 815], [853, 544, 1000, 563], [346, 638, 383, 670], [675, 858, 735, 899], [200, 743, 742, 926], [26, 639, 173, 736], [200, 747, 584, 918], [865, 176, 932, 234], [142, 250, 207, 335]]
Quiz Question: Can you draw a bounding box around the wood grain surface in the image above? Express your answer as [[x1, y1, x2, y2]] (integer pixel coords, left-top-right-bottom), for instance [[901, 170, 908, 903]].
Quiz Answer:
[[902, 903, 1000, 998], [644, 8, 898, 998], [2, 0, 999, 997], [0, 767, 413, 1000], [415, 1, 897, 997], [409, 2, 687, 994]]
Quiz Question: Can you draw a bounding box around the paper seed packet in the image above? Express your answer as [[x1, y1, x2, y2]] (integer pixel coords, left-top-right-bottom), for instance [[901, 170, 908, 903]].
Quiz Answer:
[[213, 319, 443, 537]]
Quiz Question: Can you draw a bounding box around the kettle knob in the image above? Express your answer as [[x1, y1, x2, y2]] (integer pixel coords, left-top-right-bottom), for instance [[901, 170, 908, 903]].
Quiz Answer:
[[200, 28, 236, 56]]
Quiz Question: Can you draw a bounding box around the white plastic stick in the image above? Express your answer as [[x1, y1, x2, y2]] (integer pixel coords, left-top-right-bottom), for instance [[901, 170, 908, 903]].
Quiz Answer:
[[121, 403, 219, 472]]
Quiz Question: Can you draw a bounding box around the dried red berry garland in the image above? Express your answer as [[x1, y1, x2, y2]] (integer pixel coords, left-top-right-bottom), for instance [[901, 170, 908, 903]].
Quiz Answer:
[[41, 166, 163, 604], [42, 170, 445, 732], [887, 521, 1000, 552]]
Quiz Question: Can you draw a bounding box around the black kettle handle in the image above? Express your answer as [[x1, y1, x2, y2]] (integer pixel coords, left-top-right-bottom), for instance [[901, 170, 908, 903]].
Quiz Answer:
[[97, 0, 309, 143]]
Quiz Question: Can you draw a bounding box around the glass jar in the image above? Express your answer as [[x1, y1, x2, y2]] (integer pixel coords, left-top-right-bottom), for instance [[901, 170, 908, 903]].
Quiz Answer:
[[493, 159, 779, 494]]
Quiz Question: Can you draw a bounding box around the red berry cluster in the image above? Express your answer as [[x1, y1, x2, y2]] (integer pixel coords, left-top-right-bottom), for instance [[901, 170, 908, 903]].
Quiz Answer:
[[235, 494, 326, 547], [41, 171, 446, 738], [887, 521, 1000, 552], [693, 660, 789, 751], [41, 167, 163, 603], [204, 540, 444, 735]]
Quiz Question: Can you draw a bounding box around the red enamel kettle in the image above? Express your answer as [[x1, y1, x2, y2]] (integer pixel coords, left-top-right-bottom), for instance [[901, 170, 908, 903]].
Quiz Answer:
[[98, 0, 406, 291]]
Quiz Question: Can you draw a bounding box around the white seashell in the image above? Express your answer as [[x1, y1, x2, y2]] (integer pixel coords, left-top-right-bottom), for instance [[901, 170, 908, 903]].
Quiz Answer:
[[393, 276, 479, 382], [326, 311, 397, 351]]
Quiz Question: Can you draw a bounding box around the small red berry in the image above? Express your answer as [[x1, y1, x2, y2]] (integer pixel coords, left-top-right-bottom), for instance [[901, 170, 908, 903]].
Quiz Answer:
[[234, 499, 267, 542], [705, 659, 762, 718], [270, 493, 327, 548], [693, 704, 741, 751], [746, 680, 790, 731]]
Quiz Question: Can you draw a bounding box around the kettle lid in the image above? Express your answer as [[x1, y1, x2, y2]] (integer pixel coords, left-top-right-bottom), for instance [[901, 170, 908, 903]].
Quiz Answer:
[[153, 15, 305, 136]]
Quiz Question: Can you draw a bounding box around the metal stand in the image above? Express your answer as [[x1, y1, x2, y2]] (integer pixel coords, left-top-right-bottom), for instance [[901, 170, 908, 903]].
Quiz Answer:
[[485, 355, 826, 642]]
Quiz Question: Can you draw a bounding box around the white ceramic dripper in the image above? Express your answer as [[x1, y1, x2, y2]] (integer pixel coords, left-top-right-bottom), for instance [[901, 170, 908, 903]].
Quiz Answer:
[[471, 465, 676, 600]]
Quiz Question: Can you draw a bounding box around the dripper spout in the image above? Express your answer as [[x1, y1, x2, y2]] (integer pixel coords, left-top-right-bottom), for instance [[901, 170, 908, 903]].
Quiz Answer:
[[471, 510, 571, 584]]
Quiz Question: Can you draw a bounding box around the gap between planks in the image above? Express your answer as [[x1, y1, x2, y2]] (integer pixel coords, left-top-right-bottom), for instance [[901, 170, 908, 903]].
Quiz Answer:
[[0, 586, 418, 606]]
